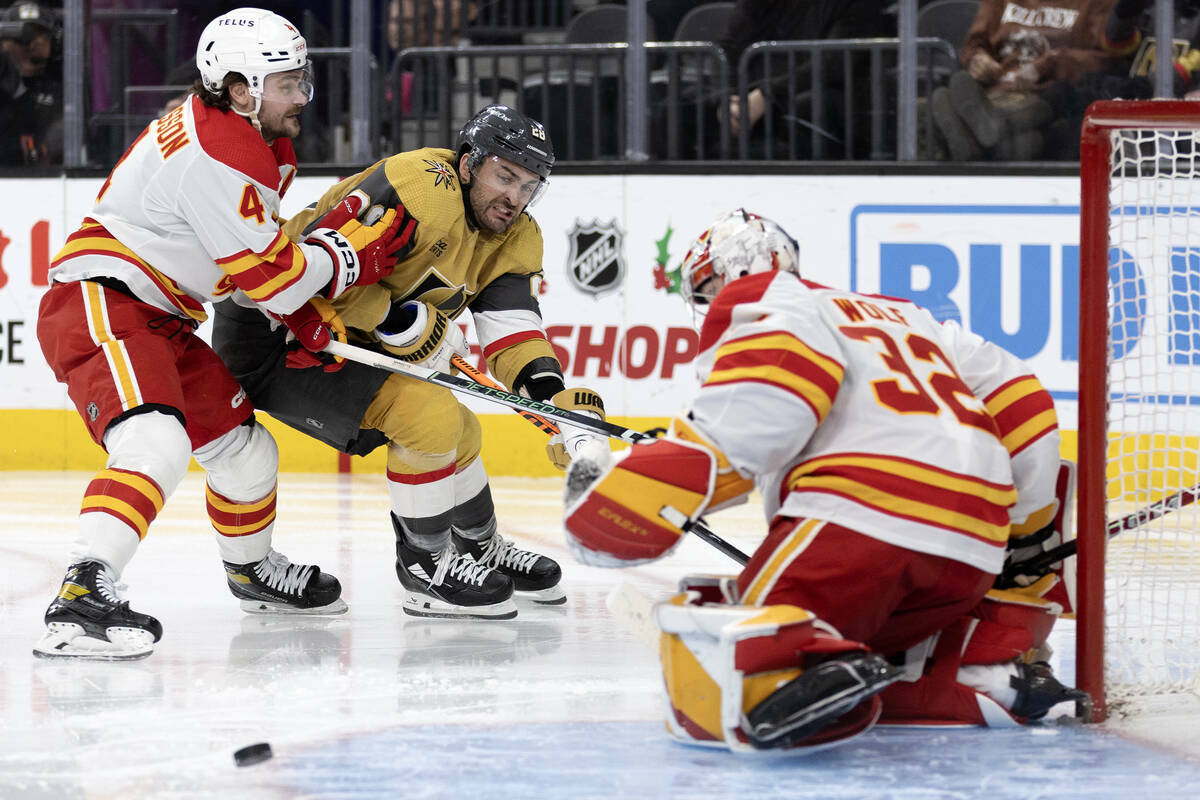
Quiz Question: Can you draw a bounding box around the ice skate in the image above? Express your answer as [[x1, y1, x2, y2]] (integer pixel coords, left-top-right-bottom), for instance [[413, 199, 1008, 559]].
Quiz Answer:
[[224, 548, 348, 615], [394, 517, 516, 620], [453, 530, 566, 605], [33, 560, 163, 661], [1010, 661, 1092, 720]]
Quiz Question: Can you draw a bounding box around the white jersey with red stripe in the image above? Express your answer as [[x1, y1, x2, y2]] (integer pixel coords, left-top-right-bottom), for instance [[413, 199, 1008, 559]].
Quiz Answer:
[[688, 271, 1041, 574], [48, 95, 334, 322]]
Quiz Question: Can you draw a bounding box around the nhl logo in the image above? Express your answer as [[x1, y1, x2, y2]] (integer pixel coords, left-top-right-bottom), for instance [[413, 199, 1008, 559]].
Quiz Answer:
[[565, 218, 625, 295]]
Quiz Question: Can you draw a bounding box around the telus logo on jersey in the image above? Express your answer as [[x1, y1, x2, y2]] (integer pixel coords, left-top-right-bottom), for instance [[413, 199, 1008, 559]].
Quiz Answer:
[[565, 219, 625, 295]]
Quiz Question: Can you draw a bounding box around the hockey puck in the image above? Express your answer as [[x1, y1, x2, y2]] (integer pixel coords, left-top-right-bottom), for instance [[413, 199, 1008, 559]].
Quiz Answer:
[[233, 742, 273, 767]]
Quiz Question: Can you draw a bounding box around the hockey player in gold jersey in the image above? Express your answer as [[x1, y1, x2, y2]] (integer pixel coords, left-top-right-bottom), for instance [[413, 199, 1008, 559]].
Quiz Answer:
[[214, 105, 608, 620]]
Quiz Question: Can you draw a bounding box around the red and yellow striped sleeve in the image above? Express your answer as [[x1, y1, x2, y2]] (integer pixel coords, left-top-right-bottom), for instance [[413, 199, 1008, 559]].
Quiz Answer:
[[215, 230, 311, 303], [705, 331, 844, 423], [983, 375, 1058, 457]]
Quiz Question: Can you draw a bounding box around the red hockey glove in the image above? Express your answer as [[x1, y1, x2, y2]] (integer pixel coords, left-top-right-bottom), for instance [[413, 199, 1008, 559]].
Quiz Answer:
[[304, 192, 417, 299], [278, 297, 348, 372]]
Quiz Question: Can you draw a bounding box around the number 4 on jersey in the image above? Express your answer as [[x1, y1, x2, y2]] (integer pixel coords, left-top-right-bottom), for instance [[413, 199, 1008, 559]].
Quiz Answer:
[[239, 184, 266, 225]]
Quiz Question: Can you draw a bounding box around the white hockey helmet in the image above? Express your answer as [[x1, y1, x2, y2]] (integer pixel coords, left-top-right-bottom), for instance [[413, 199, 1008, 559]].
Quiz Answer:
[[195, 8, 311, 109], [680, 208, 799, 310]]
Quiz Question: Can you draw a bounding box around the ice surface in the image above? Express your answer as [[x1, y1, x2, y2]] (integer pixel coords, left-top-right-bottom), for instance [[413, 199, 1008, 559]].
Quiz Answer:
[[2, 472, 1198, 799]]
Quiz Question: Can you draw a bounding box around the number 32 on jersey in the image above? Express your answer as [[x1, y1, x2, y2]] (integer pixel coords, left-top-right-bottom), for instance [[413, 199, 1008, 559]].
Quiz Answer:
[[842, 325, 997, 435]]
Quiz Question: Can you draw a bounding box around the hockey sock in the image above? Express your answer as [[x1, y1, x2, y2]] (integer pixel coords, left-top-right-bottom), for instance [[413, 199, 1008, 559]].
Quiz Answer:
[[207, 484, 276, 564]]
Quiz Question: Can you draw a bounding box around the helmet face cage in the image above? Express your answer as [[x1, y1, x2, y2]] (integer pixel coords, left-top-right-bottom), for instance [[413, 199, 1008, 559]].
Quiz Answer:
[[680, 209, 799, 312], [457, 105, 554, 204], [196, 8, 310, 108]]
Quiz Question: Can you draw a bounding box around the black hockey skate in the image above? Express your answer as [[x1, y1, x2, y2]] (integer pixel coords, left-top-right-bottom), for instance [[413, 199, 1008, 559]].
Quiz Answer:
[[394, 516, 516, 620], [453, 530, 566, 605], [33, 560, 163, 661], [1010, 661, 1093, 720], [224, 549, 348, 615]]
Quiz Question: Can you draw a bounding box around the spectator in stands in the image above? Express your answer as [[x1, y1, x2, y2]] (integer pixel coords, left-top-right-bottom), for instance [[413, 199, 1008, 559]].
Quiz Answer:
[[1036, 0, 1200, 140], [0, 0, 61, 165], [1008, 0, 1200, 164], [386, 0, 477, 115], [930, 0, 1119, 161], [718, 0, 895, 159]]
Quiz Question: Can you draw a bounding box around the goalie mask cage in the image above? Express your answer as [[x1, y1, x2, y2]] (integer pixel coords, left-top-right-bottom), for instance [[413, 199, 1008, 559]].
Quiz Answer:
[[1079, 100, 1200, 723]]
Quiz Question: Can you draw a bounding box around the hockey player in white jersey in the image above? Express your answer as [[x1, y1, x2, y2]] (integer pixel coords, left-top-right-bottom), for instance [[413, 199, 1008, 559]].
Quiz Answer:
[[32, 8, 409, 660], [563, 209, 1084, 752]]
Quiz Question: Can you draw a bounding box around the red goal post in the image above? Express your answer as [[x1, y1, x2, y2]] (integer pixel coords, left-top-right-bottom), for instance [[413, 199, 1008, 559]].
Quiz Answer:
[[1079, 100, 1200, 722]]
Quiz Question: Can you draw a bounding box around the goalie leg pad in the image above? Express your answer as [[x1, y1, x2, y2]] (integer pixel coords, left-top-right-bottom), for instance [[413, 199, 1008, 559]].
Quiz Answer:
[[966, 585, 1063, 664], [654, 594, 885, 753], [879, 590, 1076, 727], [563, 438, 716, 567]]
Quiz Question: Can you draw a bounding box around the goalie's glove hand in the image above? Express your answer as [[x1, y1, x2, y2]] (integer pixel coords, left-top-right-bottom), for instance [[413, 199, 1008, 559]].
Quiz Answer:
[[995, 520, 1059, 589], [374, 300, 467, 373], [305, 194, 415, 299], [547, 387, 609, 470], [277, 296, 348, 372]]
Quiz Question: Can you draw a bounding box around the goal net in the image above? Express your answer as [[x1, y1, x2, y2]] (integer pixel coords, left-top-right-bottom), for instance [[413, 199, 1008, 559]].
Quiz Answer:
[[1078, 100, 1200, 722]]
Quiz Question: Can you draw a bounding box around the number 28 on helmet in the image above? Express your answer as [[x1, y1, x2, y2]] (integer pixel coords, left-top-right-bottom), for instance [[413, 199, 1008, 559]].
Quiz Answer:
[[679, 208, 799, 311]]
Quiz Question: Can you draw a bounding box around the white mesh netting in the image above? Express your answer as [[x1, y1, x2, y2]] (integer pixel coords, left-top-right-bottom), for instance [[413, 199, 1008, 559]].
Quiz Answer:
[[1103, 126, 1200, 710]]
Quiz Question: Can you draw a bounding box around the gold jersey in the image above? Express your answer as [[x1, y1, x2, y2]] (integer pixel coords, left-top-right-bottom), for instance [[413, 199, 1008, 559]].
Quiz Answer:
[[284, 147, 556, 388]]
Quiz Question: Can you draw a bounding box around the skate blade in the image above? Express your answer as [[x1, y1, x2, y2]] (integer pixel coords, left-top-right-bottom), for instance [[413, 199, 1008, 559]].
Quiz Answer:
[[239, 598, 349, 616], [401, 593, 518, 620], [515, 585, 567, 605], [33, 624, 156, 661]]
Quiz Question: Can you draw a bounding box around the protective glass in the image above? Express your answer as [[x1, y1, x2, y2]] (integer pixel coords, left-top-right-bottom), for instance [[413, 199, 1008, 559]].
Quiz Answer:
[[474, 155, 549, 207], [261, 65, 314, 104]]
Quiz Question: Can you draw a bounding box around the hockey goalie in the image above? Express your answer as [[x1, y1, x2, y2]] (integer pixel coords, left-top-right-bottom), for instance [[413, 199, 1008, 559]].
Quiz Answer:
[[562, 209, 1088, 753]]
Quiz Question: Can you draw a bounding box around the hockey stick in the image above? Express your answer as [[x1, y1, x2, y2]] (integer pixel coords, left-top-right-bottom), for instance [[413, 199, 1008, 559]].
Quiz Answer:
[[447, 355, 753, 567], [325, 340, 646, 443], [323, 341, 752, 565], [1000, 482, 1200, 583], [449, 354, 560, 436]]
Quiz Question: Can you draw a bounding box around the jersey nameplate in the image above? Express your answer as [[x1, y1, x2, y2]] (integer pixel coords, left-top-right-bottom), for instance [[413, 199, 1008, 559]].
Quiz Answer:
[[156, 104, 191, 160]]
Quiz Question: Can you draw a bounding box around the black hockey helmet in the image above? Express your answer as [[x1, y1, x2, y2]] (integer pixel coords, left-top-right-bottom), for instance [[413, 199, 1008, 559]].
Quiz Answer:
[[456, 104, 554, 181]]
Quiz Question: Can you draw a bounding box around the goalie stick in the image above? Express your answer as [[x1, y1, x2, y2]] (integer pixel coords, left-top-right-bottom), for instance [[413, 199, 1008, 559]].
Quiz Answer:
[[447, 354, 753, 567], [1000, 482, 1200, 584]]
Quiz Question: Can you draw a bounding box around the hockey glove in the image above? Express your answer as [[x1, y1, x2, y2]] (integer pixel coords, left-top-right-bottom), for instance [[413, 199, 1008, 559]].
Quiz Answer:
[[305, 192, 415, 299], [374, 300, 467, 373], [546, 387, 609, 470], [278, 296, 348, 372]]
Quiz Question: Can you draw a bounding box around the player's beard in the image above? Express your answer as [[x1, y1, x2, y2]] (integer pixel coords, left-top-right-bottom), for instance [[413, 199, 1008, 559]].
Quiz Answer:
[[259, 107, 303, 141], [469, 190, 519, 233]]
